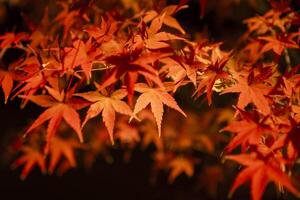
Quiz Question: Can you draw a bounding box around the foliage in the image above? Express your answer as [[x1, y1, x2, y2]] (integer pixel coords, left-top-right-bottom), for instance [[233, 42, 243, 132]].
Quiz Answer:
[[0, 0, 299, 200]]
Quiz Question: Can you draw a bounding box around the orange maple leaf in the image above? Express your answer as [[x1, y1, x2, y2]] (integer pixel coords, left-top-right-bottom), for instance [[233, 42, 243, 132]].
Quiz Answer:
[[76, 87, 132, 144], [23, 85, 86, 148], [259, 33, 299, 56], [168, 157, 194, 183], [85, 17, 117, 42], [132, 83, 186, 136], [222, 68, 272, 115], [11, 146, 46, 180], [144, 13, 186, 49], [48, 136, 84, 174], [143, 5, 187, 34]]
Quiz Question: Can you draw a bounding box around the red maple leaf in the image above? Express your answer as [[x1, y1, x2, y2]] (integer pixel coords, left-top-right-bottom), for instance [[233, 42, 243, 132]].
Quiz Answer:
[[22, 85, 88, 149], [226, 153, 300, 200], [0, 32, 29, 49], [0, 70, 13, 103], [259, 33, 299, 56], [48, 136, 84, 174], [99, 48, 168, 105], [223, 108, 274, 152], [84, 17, 118, 44], [222, 67, 273, 115], [195, 57, 228, 105], [54, 2, 89, 41], [11, 146, 46, 180]]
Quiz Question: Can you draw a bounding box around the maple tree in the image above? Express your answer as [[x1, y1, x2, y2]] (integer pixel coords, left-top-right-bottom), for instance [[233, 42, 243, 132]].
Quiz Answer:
[[0, 0, 299, 200]]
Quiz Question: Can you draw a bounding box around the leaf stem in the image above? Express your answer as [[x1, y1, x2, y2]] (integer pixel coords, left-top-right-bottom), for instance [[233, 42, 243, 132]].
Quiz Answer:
[[284, 49, 291, 72]]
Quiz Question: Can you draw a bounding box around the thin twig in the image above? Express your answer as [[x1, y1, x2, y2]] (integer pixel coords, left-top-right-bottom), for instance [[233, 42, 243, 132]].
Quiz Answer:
[[284, 48, 292, 72]]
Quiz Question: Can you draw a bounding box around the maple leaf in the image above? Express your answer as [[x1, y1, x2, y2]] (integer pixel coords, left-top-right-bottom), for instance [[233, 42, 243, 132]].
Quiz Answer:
[[144, 5, 187, 34], [55, 160, 73, 176], [0, 32, 29, 49], [48, 136, 84, 174], [54, 2, 88, 41], [172, 44, 207, 86], [138, 110, 164, 150], [0, 70, 13, 103], [168, 157, 194, 183], [144, 13, 186, 50], [2, 3, 300, 200], [12, 55, 41, 79], [11, 56, 53, 107], [132, 83, 186, 136], [84, 17, 118, 44], [22, 85, 86, 148], [43, 35, 101, 78], [226, 153, 300, 200], [141, 124, 163, 150], [259, 33, 299, 56], [159, 57, 188, 86], [115, 117, 140, 145], [195, 57, 228, 105], [62, 38, 98, 79], [222, 68, 272, 115], [11, 146, 46, 180], [223, 108, 274, 152], [280, 69, 300, 99], [76, 88, 132, 144], [100, 49, 168, 105], [239, 39, 263, 64], [244, 10, 285, 35], [13, 73, 47, 107]]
